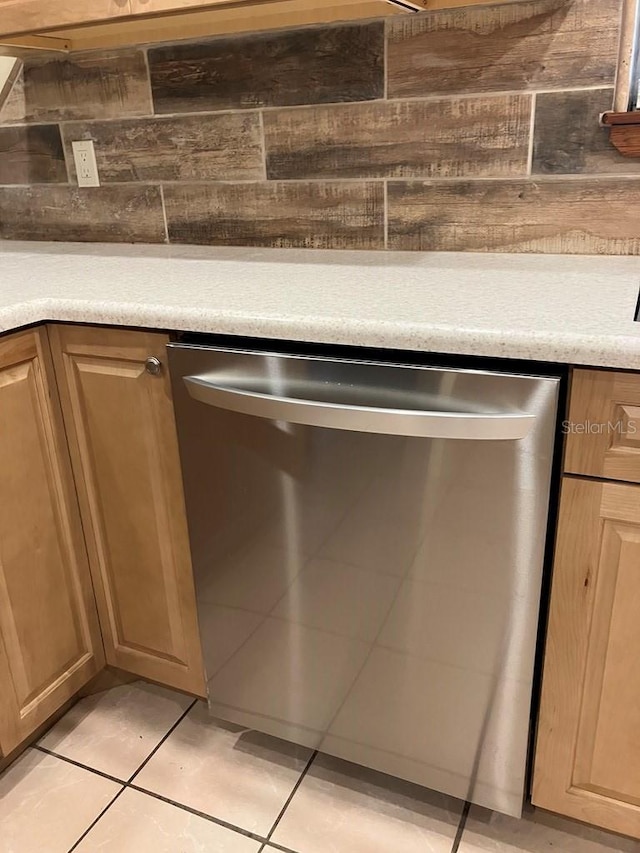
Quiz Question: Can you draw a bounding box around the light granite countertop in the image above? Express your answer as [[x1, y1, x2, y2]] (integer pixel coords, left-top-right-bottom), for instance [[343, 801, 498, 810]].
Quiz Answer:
[[2, 241, 640, 369]]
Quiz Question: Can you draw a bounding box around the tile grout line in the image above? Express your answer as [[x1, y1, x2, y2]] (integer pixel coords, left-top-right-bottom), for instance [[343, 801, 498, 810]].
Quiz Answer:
[[128, 781, 267, 844], [3, 83, 613, 131], [159, 183, 170, 244], [383, 18, 389, 101], [262, 749, 318, 845], [66, 785, 127, 853], [141, 45, 158, 119], [383, 178, 389, 249], [259, 841, 300, 853], [36, 740, 273, 848], [8, 169, 640, 193], [126, 698, 198, 784], [451, 799, 472, 853], [258, 109, 268, 181], [526, 92, 537, 177], [33, 745, 126, 786], [36, 699, 278, 849]]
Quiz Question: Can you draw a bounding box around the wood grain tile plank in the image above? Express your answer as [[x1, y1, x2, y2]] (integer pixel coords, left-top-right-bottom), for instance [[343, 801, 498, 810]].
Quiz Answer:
[[264, 94, 531, 179], [62, 112, 263, 183], [0, 125, 67, 185], [532, 88, 640, 174], [163, 182, 384, 249], [0, 51, 152, 125], [0, 186, 165, 243], [387, 0, 621, 99], [387, 178, 640, 254], [148, 22, 384, 113]]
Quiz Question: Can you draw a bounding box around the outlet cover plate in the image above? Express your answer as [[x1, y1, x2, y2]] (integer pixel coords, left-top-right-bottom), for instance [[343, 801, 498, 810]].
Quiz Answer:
[[72, 140, 100, 188]]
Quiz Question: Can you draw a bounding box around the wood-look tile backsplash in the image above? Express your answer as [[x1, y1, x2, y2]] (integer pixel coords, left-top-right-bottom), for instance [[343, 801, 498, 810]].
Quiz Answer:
[[0, 0, 634, 253]]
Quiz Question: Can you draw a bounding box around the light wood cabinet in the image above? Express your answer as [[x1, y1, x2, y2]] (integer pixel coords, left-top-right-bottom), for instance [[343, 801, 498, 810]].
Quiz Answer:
[[533, 477, 640, 837], [0, 0, 131, 38], [48, 325, 205, 697], [565, 369, 640, 484], [0, 329, 104, 756], [0, 0, 535, 52]]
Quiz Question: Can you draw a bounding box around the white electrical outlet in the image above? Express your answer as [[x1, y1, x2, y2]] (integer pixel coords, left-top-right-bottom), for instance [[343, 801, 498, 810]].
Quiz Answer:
[[72, 140, 100, 188]]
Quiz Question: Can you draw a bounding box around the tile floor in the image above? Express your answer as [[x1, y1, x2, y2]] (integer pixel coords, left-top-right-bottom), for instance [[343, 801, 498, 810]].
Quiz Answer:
[[2, 682, 639, 853]]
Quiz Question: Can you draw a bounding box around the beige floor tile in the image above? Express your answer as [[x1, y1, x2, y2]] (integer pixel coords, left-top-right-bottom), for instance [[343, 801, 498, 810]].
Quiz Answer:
[[0, 748, 120, 853], [134, 701, 311, 836], [271, 752, 463, 853], [75, 788, 261, 852], [38, 682, 192, 780], [459, 804, 640, 852]]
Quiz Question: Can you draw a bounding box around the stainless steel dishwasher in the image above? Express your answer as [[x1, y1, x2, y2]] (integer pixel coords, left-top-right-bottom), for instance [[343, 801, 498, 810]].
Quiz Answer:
[[168, 342, 560, 818]]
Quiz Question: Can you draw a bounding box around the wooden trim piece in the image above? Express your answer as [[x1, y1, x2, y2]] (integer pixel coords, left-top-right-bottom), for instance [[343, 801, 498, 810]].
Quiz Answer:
[[49, 0, 404, 50], [0, 0, 548, 52], [601, 111, 640, 125], [604, 123, 640, 157], [0, 35, 71, 51], [0, 0, 133, 39]]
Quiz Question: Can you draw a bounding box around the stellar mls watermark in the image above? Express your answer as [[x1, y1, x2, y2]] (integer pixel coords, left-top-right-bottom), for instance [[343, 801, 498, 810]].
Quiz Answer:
[[561, 420, 638, 435]]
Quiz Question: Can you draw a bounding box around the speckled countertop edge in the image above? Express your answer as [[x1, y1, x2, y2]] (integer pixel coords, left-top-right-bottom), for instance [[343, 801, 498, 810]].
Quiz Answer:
[[2, 242, 640, 370]]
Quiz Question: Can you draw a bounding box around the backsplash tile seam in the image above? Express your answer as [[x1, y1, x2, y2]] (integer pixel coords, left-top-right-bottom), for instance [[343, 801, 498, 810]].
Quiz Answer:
[[159, 184, 170, 244], [9, 84, 617, 129], [258, 110, 268, 181], [9, 173, 640, 191], [383, 178, 389, 250], [526, 92, 536, 177], [142, 45, 158, 120], [386, 174, 640, 184], [53, 106, 266, 128], [383, 16, 389, 101]]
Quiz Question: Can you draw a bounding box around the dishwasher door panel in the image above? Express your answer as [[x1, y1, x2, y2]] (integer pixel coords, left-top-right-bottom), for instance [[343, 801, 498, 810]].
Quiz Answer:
[[168, 345, 560, 818]]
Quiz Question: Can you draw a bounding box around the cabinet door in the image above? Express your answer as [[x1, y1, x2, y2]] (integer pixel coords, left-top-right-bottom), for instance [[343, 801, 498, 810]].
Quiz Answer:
[[565, 369, 640, 483], [49, 325, 205, 696], [533, 476, 640, 837], [0, 329, 104, 756], [0, 0, 131, 37]]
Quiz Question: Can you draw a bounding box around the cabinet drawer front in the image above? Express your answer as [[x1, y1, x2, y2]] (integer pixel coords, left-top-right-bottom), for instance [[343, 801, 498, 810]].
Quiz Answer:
[[565, 369, 640, 482]]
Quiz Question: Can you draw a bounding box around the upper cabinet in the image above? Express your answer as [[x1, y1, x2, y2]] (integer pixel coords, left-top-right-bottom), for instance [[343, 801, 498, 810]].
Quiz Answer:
[[0, 0, 132, 38], [0, 0, 411, 50], [0, 0, 535, 52]]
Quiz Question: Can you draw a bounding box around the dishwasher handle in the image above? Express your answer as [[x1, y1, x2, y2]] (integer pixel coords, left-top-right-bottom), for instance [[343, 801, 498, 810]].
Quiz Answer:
[[183, 374, 534, 440]]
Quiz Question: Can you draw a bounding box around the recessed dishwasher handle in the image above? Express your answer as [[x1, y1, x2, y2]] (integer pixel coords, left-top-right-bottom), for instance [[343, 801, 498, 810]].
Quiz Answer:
[[184, 374, 534, 440]]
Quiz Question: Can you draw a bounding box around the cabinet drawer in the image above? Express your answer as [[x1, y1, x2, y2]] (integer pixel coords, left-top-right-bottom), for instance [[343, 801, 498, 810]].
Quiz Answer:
[[565, 369, 640, 483]]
